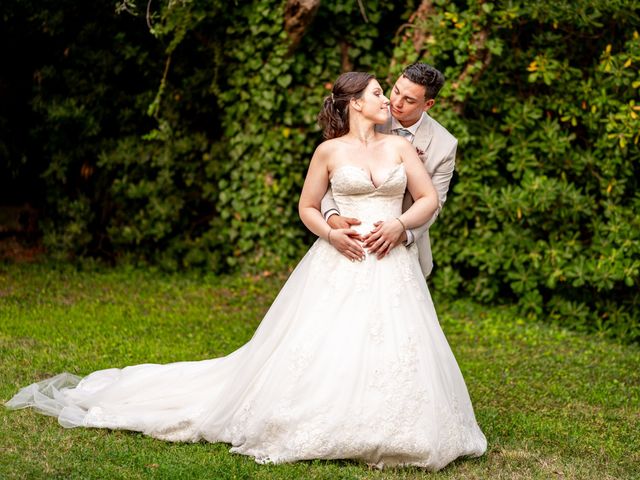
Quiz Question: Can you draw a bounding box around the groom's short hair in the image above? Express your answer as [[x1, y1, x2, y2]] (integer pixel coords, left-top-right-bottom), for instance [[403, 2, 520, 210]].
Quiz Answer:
[[402, 63, 445, 100]]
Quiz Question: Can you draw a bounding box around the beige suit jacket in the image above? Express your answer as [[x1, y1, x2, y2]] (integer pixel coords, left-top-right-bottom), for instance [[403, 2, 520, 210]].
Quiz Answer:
[[321, 112, 457, 277]]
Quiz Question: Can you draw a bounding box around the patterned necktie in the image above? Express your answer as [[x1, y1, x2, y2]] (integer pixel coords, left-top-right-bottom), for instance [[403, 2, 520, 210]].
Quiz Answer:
[[394, 128, 412, 139]]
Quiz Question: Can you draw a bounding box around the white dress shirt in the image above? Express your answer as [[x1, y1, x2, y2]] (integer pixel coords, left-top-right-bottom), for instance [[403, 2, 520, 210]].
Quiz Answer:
[[390, 114, 424, 144]]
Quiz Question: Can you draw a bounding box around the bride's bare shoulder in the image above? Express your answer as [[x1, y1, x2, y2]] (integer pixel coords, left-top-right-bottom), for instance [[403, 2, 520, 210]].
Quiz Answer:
[[316, 137, 343, 151], [379, 132, 409, 147], [378, 133, 412, 159], [312, 138, 345, 160]]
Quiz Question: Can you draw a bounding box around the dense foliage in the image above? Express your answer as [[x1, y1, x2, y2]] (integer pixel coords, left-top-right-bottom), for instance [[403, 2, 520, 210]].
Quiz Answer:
[[400, 0, 640, 341], [1, 0, 638, 340]]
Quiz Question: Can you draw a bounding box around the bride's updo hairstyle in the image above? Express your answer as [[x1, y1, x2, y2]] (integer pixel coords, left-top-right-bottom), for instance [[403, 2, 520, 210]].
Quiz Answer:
[[318, 72, 375, 140]]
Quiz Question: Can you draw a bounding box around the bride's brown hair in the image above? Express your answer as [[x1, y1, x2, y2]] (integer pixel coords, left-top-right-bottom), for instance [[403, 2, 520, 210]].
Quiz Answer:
[[317, 72, 375, 140]]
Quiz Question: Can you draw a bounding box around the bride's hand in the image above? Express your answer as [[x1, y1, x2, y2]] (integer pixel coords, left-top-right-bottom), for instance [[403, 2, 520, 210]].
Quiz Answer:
[[362, 219, 405, 259], [329, 228, 365, 262]]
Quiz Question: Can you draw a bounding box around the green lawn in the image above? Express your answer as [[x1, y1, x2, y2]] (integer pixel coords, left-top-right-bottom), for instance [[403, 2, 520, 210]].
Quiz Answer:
[[1, 263, 638, 479]]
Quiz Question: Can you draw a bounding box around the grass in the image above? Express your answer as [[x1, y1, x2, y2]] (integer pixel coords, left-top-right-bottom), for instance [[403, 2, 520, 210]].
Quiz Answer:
[[0, 262, 639, 479]]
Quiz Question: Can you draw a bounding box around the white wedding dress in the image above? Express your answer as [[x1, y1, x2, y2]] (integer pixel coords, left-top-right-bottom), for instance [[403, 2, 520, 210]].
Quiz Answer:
[[6, 164, 487, 470]]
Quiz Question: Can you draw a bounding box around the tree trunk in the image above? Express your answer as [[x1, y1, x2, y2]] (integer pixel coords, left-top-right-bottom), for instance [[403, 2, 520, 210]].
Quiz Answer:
[[284, 0, 321, 54]]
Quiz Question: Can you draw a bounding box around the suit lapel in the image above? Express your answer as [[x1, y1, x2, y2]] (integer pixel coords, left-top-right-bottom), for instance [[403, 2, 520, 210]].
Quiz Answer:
[[412, 113, 434, 152]]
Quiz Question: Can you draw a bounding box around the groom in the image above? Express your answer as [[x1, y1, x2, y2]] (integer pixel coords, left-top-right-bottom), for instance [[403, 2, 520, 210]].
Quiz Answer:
[[321, 62, 457, 277]]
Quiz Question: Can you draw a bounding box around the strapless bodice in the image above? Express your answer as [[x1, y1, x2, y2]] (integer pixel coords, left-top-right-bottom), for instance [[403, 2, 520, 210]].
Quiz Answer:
[[330, 164, 406, 233]]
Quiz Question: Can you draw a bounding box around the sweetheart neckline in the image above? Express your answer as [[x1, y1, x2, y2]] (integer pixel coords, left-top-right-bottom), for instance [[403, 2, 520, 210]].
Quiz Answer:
[[330, 163, 405, 190]]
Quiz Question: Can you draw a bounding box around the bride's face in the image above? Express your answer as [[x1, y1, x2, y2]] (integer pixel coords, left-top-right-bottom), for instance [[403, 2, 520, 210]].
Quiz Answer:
[[356, 80, 390, 124]]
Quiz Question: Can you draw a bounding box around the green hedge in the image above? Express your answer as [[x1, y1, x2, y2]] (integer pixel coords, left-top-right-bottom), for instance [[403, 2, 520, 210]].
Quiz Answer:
[[1, 0, 638, 340], [404, 0, 640, 341]]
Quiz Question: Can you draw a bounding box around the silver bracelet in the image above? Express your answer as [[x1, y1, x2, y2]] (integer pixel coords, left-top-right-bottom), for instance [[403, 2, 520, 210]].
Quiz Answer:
[[396, 217, 407, 230], [327, 229, 333, 245]]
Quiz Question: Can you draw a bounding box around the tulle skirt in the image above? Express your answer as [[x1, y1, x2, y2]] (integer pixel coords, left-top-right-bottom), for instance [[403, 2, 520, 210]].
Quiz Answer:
[[6, 239, 487, 470]]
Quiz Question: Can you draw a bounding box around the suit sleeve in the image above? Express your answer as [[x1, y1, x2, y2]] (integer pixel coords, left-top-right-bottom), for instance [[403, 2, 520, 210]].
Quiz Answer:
[[408, 140, 457, 242], [320, 187, 339, 220]]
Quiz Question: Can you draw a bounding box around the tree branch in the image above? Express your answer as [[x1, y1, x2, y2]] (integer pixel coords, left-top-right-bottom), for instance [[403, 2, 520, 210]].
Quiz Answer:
[[408, 0, 436, 54], [340, 41, 353, 72], [284, 0, 321, 55], [452, 23, 492, 115], [387, 0, 435, 84], [388, 0, 493, 116]]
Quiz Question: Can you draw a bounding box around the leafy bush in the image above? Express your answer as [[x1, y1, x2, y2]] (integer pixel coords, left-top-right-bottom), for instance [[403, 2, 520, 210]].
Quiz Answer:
[[2, 0, 405, 271], [1, 0, 638, 341], [403, 0, 640, 341], [0, 0, 162, 256]]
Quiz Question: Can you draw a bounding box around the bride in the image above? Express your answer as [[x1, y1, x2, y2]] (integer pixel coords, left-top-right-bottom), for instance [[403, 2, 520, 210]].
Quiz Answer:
[[6, 72, 487, 471]]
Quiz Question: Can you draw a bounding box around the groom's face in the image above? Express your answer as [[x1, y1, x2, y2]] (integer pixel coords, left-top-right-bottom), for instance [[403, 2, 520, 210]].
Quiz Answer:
[[390, 75, 435, 127]]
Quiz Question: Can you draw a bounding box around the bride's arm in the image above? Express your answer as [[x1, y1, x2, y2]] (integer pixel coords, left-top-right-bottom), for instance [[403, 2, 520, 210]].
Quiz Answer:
[[399, 140, 439, 228], [298, 146, 333, 240], [298, 145, 366, 261]]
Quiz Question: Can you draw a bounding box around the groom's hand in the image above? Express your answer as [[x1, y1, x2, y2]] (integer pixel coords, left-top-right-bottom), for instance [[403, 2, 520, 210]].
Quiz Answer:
[[327, 215, 361, 230], [362, 220, 405, 259]]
